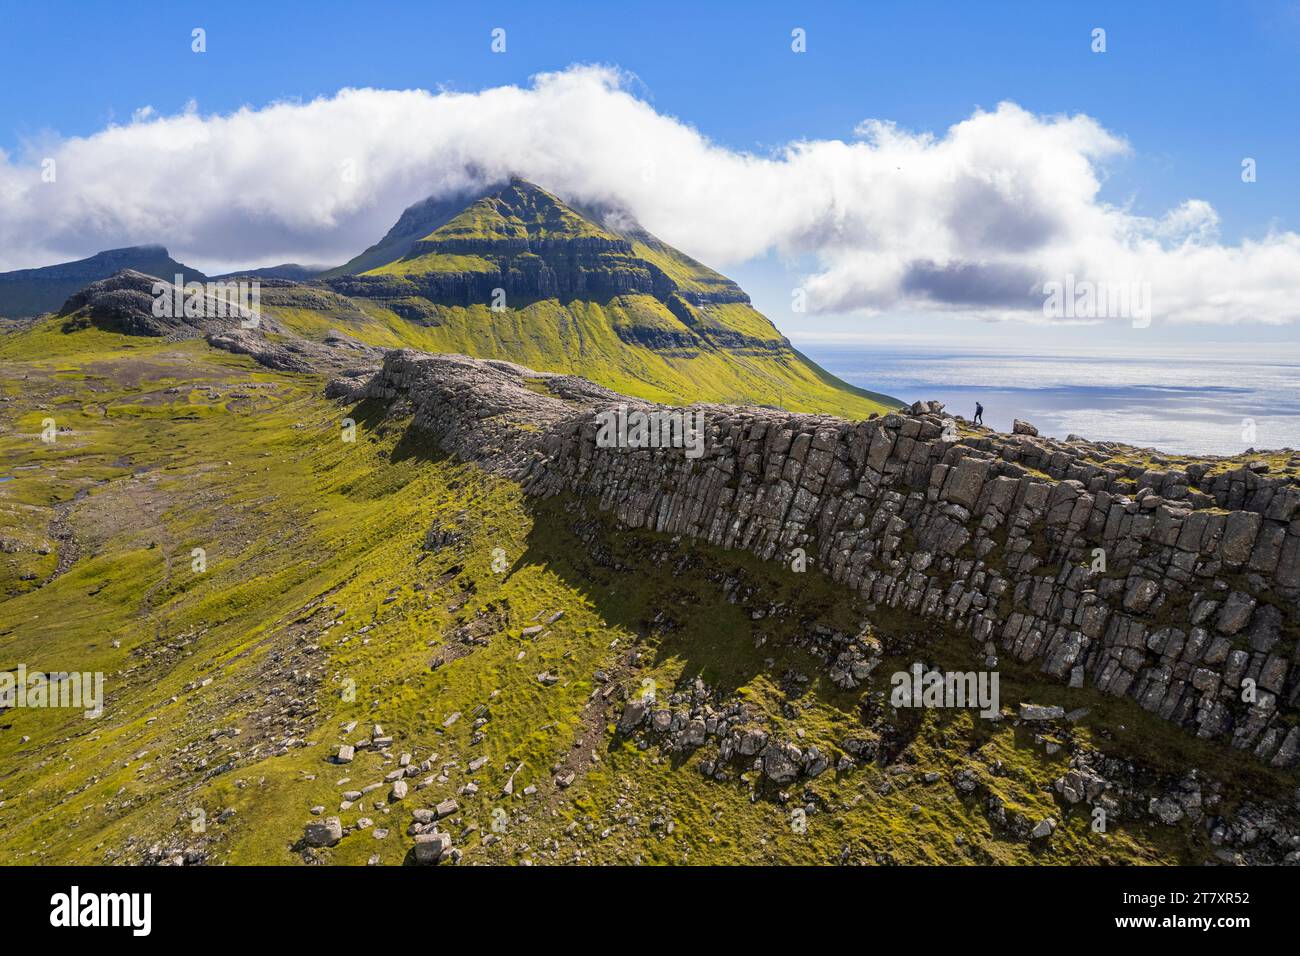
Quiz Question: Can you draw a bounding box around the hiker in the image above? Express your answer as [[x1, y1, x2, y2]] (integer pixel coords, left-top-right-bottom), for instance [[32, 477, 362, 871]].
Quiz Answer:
[[973, 402, 984, 426]]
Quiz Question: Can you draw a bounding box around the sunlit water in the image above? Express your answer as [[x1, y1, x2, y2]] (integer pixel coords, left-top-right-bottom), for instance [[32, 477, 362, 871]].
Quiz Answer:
[[798, 344, 1300, 457]]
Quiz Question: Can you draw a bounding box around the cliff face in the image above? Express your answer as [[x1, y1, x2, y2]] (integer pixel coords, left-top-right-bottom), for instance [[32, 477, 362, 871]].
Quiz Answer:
[[323, 242, 679, 309], [354, 349, 1300, 766]]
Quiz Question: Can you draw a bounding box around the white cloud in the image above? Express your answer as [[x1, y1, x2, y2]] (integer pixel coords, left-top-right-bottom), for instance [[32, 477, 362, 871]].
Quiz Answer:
[[2, 64, 1298, 325]]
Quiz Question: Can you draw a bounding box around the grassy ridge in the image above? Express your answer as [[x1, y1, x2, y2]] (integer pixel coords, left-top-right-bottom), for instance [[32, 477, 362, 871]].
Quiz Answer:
[[269, 296, 898, 415], [0, 324, 1286, 865]]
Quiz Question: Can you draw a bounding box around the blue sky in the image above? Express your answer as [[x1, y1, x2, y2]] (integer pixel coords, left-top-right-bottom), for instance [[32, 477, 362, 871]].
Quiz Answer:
[[3, 0, 1299, 349]]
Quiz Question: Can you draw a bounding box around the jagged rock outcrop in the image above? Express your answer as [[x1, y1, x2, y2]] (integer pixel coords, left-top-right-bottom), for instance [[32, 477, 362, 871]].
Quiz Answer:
[[59, 269, 383, 374], [59, 269, 244, 338], [350, 349, 1300, 766], [348, 350, 624, 474]]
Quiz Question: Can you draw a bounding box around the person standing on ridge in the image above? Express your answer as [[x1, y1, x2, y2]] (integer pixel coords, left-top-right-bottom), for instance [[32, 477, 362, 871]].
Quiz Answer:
[[973, 401, 984, 426]]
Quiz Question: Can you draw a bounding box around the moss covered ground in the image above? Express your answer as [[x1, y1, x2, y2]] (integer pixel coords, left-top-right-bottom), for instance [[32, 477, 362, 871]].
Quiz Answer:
[[0, 322, 1288, 865]]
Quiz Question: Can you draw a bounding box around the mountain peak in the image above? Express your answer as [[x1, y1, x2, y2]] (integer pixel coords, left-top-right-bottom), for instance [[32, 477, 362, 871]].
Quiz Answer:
[[0, 245, 206, 319], [308, 181, 897, 415], [425, 179, 621, 247], [344, 180, 733, 303]]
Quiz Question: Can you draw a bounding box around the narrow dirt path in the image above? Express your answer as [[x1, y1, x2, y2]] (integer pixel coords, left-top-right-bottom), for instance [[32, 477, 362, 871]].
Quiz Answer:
[[45, 489, 87, 583]]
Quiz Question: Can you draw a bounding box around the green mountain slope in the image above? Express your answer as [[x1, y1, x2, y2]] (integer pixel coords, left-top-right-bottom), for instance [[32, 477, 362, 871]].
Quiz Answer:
[[211, 263, 330, 282], [291, 180, 901, 416], [318, 189, 494, 279], [1, 320, 1291, 866]]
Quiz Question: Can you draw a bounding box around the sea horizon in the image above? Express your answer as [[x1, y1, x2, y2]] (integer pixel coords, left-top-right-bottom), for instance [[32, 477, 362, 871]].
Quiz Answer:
[[796, 340, 1300, 458]]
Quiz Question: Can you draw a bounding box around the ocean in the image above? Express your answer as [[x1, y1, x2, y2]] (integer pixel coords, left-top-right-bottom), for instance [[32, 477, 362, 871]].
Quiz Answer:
[[796, 343, 1300, 457]]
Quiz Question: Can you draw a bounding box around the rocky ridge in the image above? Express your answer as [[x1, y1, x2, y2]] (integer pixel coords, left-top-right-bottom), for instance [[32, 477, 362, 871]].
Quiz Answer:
[[346, 349, 1300, 767], [58, 269, 383, 373]]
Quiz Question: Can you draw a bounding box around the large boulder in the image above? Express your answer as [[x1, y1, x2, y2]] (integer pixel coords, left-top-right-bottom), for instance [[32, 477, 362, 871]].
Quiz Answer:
[[1055, 768, 1107, 804], [1218, 512, 1262, 566], [303, 817, 343, 848], [413, 831, 452, 864], [617, 696, 649, 733], [1019, 703, 1065, 721], [943, 457, 989, 509], [1215, 591, 1256, 635], [735, 727, 769, 756], [760, 741, 802, 784]]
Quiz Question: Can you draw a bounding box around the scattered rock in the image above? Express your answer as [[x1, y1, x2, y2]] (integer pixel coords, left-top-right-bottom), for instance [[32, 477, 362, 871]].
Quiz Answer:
[[1019, 703, 1065, 722], [303, 817, 343, 848]]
